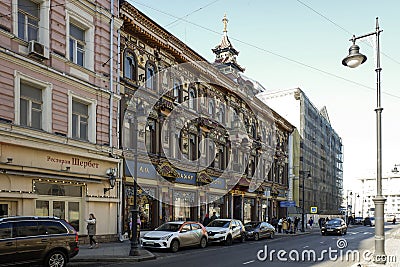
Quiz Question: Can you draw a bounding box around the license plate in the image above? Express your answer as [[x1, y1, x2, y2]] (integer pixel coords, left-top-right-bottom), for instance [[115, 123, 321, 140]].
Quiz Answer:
[[146, 241, 154, 245], [327, 229, 333, 231], [209, 236, 214, 240]]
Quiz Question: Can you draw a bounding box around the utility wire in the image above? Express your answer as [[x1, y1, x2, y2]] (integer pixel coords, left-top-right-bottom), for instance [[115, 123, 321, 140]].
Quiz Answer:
[[164, 0, 221, 28], [128, 0, 400, 100], [295, 0, 400, 65]]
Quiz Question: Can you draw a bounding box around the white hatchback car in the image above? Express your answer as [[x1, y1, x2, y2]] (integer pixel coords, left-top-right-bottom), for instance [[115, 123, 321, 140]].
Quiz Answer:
[[205, 219, 246, 245], [140, 221, 208, 252]]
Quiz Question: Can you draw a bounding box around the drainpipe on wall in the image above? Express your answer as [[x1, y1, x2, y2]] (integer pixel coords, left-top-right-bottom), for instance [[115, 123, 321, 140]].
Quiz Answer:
[[116, 19, 123, 242]]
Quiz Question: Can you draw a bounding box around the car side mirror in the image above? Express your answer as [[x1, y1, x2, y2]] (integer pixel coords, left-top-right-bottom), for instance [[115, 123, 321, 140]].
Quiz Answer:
[[231, 226, 236, 229]]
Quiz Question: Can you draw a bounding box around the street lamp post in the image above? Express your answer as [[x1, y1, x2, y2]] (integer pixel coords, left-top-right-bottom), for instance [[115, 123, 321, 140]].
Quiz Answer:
[[129, 100, 143, 256], [345, 190, 352, 225], [342, 17, 386, 264], [300, 171, 311, 232]]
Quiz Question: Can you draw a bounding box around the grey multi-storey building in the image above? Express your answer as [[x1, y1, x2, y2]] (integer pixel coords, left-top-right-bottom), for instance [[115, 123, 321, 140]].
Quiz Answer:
[[257, 88, 343, 215]]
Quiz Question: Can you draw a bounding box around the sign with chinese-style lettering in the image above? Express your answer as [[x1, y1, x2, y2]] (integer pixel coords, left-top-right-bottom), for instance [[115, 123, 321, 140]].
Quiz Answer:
[[125, 161, 157, 179]]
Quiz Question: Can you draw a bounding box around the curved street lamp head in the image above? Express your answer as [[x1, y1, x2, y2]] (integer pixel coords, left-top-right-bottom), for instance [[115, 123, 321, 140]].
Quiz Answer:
[[342, 43, 367, 68]]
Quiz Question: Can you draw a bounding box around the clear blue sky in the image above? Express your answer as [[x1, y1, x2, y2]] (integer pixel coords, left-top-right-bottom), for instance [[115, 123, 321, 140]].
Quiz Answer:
[[127, 0, 400, 190]]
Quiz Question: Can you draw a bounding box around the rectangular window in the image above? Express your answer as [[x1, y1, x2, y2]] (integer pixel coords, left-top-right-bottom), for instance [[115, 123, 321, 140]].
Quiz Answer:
[[145, 120, 157, 154], [72, 100, 88, 141], [69, 24, 85, 66], [17, 0, 39, 41], [20, 82, 42, 129], [34, 182, 83, 197], [35, 200, 49, 216]]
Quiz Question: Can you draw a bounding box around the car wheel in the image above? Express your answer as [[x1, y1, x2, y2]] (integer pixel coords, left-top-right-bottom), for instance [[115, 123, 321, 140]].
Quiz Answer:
[[321, 232, 326, 236], [270, 232, 274, 239], [240, 233, 245, 243], [199, 237, 207, 248], [170, 240, 180, 253], [254, 233, 259, 241], [225, 235, 233, 246], [45, 250, 66, 267]]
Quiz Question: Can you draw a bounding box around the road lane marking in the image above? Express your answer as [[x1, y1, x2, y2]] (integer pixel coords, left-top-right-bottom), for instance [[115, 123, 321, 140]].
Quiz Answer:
[[243, 260, 255, 265], [320, 241, 325, 244], [303, 246, 309, 248]]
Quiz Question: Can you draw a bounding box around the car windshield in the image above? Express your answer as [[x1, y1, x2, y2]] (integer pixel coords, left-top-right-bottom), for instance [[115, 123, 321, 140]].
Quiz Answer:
[[208, 220, 230, 228], [244, 222, 259, 229], [327, 220, 341, 226], [155, 223, 182, 232]]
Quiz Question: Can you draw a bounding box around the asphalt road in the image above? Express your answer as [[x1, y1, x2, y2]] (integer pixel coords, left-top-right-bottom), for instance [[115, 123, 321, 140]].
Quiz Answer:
[[69, 223, 399, 267]]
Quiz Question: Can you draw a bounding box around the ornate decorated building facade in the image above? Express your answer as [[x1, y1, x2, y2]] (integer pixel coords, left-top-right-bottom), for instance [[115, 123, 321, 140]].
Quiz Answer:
[[119, 2, 294, 232]]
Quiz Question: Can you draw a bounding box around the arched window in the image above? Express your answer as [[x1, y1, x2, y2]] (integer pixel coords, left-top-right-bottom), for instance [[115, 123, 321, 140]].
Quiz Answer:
[[146, 62, 156, 90], [208, 100, 214, 117], [188, 88, 196, 110], [123, 50, 136, 81], [173, 78, 182, 103]]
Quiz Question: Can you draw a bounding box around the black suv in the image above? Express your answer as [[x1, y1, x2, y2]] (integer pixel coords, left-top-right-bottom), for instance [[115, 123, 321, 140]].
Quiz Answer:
[[0, 216, 79, 267]]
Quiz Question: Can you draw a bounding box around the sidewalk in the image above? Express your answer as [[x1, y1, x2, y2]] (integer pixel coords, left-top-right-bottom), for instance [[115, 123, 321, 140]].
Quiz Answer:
[[70, 239, 156, 263], [351, 224, 400, 267]]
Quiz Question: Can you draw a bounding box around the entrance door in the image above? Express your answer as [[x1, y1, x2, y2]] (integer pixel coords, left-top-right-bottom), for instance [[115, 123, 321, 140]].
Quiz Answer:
[[233, 196, 242, 220]]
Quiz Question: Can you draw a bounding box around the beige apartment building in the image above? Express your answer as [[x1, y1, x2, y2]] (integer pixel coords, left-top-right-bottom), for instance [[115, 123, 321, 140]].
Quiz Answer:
[[0, 0, 122, 241]]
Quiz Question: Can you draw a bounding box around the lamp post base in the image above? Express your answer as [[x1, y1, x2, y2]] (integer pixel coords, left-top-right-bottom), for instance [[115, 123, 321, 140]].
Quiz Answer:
[[372, 196, 386, 264]]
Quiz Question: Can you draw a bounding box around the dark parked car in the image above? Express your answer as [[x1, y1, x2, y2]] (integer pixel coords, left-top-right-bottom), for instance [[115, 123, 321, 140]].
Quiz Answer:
[[0, 216, 79, 267], [364, 217, 375, 226], [321, 218, 347, 236], [244, 221, 275, 240]]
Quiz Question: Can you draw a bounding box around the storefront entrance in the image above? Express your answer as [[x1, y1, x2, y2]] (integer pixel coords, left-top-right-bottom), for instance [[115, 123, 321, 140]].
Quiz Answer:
[[34, 181, 83, 232]]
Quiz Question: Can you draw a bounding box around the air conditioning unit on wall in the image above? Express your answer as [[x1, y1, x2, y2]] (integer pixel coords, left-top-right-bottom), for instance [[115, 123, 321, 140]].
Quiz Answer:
[[28, 40, 49, 59]]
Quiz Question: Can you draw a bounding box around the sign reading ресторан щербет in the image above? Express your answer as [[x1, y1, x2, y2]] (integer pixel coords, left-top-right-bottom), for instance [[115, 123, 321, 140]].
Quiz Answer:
[[46, 155, 100, 169]]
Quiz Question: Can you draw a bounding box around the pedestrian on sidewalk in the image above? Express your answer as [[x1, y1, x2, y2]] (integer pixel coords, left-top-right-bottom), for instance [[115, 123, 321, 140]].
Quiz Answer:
[[202, 214, 211, 226], [392, 216, 396, 225], [277, 218, 283, 233], [282, 218, 289, 234], [210, 212, 218, 222], [294, 217, 300, 233], [86, 213, 98, 249], [308, 217, 313, 229]]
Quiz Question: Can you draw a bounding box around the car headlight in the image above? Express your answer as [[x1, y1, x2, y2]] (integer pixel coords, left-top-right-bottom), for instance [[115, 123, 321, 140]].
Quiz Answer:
[[161, 234, 173, 240]]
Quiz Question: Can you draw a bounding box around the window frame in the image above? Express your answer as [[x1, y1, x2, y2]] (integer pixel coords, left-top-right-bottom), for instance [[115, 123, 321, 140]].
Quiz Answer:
[[14, 71, 52, 132], [68, 91, 97, 143], [65, 9, 94, 70], [145, 61, 157, 90], [12, 0, 50, 46], [123, 49, 137, 81]]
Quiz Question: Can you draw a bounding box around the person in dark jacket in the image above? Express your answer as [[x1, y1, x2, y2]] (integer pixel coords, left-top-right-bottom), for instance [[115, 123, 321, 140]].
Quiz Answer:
[[210, 212, 218, 222], [202, 214, 211, 226], [86, 213, 98, 248]]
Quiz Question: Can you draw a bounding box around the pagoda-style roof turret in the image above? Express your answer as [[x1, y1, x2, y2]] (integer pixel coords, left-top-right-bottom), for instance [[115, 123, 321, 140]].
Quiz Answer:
[[212, 14, 245, 73]]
